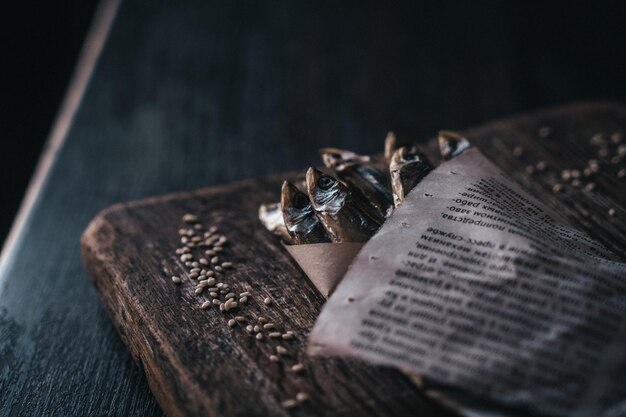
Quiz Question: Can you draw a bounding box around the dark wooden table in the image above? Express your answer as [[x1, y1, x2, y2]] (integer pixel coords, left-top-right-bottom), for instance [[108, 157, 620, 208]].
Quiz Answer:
[[1, 1, 626, 416]]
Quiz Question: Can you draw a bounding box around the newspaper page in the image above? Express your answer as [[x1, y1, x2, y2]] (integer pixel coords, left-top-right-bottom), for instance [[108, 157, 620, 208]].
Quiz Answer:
[[308, 148, 626, 417]]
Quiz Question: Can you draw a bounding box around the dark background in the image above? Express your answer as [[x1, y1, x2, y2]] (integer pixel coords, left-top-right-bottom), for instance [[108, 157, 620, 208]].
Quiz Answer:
[[1, 0, 625, 246]]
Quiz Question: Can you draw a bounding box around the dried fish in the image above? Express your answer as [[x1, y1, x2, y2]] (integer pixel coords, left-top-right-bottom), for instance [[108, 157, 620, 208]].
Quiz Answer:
[[306, 168, 382, 242], [320, 147, 393, 219], [389, 146, 432, 206], [280, 181, 330, 244], [438, 130, 470, 160], [258, 202, 291, 242]]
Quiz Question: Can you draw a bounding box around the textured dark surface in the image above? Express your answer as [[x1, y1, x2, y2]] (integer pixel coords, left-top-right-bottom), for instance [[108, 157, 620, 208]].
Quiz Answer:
[[81, 102, 626, 417], [2, 0, 626, 416]]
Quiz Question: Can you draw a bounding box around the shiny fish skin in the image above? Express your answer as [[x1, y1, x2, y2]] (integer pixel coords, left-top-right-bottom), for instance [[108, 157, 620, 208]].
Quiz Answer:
[[306, 168, 382, 242], [439, 130, 470, 160], [390, 146, 432, 207], [319, 147, 393, 220], [259, 202, 292, 242], [280, 181, 330, 244]]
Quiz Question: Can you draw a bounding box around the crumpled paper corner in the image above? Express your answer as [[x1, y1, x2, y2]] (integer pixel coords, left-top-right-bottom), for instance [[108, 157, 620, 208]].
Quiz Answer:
[[284, 242, 364, 297]]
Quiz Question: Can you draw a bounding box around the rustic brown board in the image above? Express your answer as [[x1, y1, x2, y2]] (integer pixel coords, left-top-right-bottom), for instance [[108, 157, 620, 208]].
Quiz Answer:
[[81, 102, 626, 417]]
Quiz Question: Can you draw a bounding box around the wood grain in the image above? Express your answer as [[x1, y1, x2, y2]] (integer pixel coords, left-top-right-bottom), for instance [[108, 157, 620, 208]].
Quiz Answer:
[[82, 103, 626, 417]]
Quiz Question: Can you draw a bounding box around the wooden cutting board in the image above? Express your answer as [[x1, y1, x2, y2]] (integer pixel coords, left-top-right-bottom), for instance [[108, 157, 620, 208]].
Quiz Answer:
[[81, 102, 626, 417]]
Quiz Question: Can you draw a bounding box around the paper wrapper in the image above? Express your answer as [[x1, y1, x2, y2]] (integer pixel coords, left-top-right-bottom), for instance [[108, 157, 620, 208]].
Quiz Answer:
[[284, 242, 364, 297]]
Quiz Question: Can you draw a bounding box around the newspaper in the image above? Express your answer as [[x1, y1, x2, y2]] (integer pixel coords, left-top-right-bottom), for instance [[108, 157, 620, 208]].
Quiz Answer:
[[308, 148, 626, 417]]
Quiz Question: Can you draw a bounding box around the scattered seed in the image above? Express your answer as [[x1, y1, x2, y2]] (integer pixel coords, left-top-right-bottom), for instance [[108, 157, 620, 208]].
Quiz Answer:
[[205, 250, 215, 256], [239, 296, 248, 304], [590, 133, 605, 146], [571, 179, 581, 188], [224, 292, 234, 300], [209, 226, 218, 233], [525, 165, 535, 175], [221, 262, 233, 268], [213, 299, 222, 305], [281, 333, 294, 340], [258, 316, 268, 323], [210, 292, 219, 298], [282, 399, 298, 409], [240, 291, 250, 297], [184, 261, 192, 267], [211, 256, 220, 265], [214, 266, 223, 272], [214, 247, 224, 253], [198, 279, 209, 287], [296, 392, 309, 403], [512, 146, 524, 157], [206, 271, 215, 278], [171, 276, 181, 284], [618, 145, 626, 156], [584, 183, 596, 191], [609, 208, 616, 217], [611, 132, 623, 144], [228, 319, 237, 328], [189, 272, 199, 279], [617, 169, 626, 178], [219, 303, 225, 312], [255, 333, 264, 340], [216, 283, 224, 288], [583, 168, 593, 177], [269, 355, 280, 363], [291, 363, 305, 373], [263, 323, 275, 330], [183, 214, 198, 223], [538, 126, 552, 138], [199, 258, 208, 265], [206, 277, 216, 286], [536, 161, 547, 171], [561, 170, 571, 181], [191, 236, 202, 243], [276, 346, 288, 355], [264, 297, 272, 305], [235, 316, 245, 322], [246, 325, 254, 332], [269, 332, 281, 338], [195, 287, 205, 295], [598, 147, 610, 158], [253, 325, 261, 333], [193, 223, 203, 230], [181, 236, 189, 244], [201, 301, 211, 310], [178, 229, 187, 235]]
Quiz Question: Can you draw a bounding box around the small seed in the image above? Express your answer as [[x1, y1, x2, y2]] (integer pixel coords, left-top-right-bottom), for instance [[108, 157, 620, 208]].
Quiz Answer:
[[617, 169, 626, 178], [220, 303, 225, 311], [584, 182, 595, 191], [171, 276, 181, 284], [583, 168, 593, 177], [223, 292, 234, 299], [214, 247, 224, 253], [195, 287, 204, 295], [240, 291, 250, 297], [183, 214, 198, 223], [213, 299, 221, 305], [269, 332, 281, 338], [193, 223, 203, 230], [205, 250, 215, 256], [189, 273, 199, 280], [210, 292, 218, 298], [538, 126, 552, 138], [281, 333, 294, 340], [206, 271, 215, 278], [618, 145, 626, 156], [191, 236, 202, 243], [184, 261, 192, 267], [276, 346, 288, 355], [561, 170, 571, 181], [598, 147, 610, 158], [282, 399, 298, 409], [269, 355, 280, 363], [211, 256, 220, 265], [235, 316, 245, 322], [209, 226, 218, 233], [611, 132, 623, 144], [609, 208, 616, 217], [228, 319, 237, 328], [512, 146, 524, 158], [255, 333, 264, 340], [181, 236, 189, 244], [178, 229, 187, 235], [201, 301, 211, 309], [206, 277, 216, 285], [239, 296, 248, 304], [246, 325, 254, 332], [263, 323, 275, 330], [221, 262, 233, 268], [590, 133, 605, 146], [190, 268, 200, 273], [296, 392, 309, 403], [191, 261, 200, 268], [291, 363, 305, 373], [258, 316, 268, 323], [525, 165, 535, 175], [214, 266, 223, 272], [535, 161, 547, 171], [198, 280, 209, 287], [199, 258, 208, 265], [264, 297, 272, 305], [253, 325, 261, 333], [571, 179, 581, 188], [216, 283, 224, 288]]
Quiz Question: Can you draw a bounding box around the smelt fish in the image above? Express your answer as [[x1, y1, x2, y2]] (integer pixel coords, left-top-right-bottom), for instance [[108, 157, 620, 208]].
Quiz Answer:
[[306, 168, 382, 242], [319, 147, 393, 219], [439, 130, 470, 160], [280, 181, 330, 244], [259, 202, 292, 242], [390, 146, 432, 207]]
